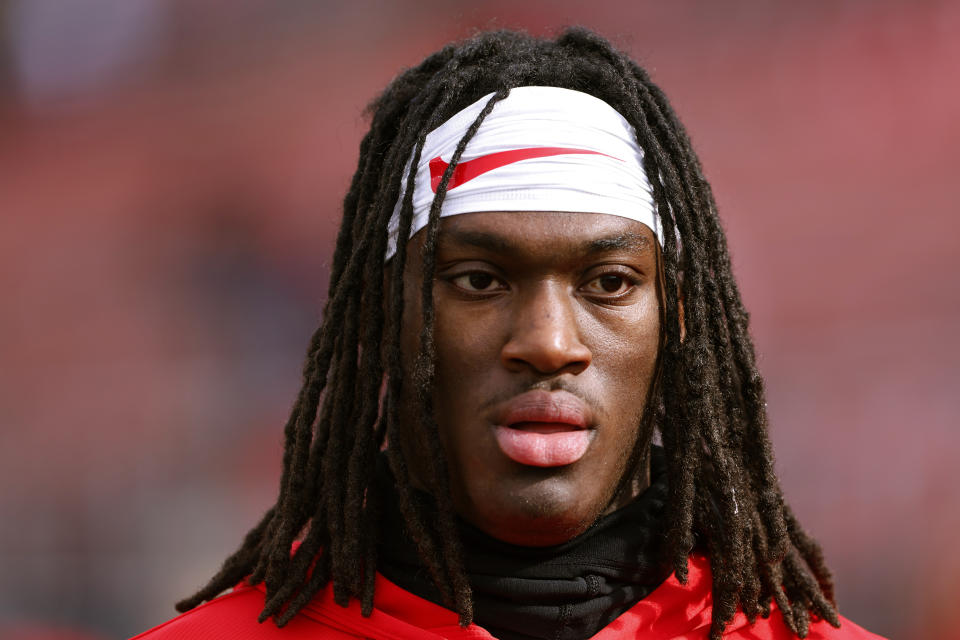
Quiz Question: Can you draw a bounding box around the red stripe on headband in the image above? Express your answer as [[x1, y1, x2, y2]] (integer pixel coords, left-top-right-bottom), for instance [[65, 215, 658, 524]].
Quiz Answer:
[[429, 147, 618, 193]]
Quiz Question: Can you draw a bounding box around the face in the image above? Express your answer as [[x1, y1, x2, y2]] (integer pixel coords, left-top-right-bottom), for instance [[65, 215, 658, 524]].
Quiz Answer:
[[398, 211, 661, 546]]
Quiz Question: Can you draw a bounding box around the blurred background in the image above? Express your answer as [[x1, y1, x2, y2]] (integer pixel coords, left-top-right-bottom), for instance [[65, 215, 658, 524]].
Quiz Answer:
[[0, 1, 957, 638]]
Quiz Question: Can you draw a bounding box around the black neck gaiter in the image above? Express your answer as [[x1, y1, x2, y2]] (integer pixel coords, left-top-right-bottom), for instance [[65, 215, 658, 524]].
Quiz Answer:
[[376, 448, 672, 640]]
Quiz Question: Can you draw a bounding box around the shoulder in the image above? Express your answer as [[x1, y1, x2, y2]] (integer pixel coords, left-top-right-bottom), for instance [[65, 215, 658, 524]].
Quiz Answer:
[[718, 610, 887, 639], [594, 555, 888, 640], [129, 585, 359, 640], [722, 612, 887, 640], [129, 576, 493, 640], [802, 616, 887, 640]]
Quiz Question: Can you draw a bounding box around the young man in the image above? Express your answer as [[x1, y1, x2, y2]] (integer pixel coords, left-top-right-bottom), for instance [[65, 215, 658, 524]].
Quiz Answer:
[[134, 29, 884, 639]]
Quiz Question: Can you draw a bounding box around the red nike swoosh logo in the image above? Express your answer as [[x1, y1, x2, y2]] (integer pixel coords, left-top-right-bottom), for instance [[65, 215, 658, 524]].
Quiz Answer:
[[429, 147, 619, 192]]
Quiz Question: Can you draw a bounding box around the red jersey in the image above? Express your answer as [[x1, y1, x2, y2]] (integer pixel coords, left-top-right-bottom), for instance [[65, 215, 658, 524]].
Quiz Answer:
[[132, 555, 884, 639]]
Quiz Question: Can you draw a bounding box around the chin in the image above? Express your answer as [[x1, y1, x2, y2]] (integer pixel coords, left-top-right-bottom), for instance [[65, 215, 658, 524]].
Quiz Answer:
[[466, 472, 605, 546]]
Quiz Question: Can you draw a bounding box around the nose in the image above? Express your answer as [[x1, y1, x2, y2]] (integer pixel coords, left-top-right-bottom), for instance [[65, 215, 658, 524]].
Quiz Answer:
[[500, 282, 592, 375]]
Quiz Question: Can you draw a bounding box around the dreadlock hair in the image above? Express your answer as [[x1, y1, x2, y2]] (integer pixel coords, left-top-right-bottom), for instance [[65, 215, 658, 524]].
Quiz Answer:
[[176, 27, 840, 639]]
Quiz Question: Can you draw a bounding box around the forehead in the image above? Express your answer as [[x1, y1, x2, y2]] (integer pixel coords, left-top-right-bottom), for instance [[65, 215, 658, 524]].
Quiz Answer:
[[433, 211, 657, 259]]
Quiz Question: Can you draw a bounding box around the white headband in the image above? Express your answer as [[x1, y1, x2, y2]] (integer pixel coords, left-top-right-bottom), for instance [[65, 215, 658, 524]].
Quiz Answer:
[[386, 86, 659, 259]]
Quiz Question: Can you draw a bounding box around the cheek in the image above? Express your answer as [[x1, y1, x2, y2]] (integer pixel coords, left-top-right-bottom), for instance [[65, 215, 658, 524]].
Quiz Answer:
[[429, 307, 508, 506], [430, 308, 501, 447], [592, 300, 660, 376], [432, 293, 507, 376], [584, 304, 661, 441]]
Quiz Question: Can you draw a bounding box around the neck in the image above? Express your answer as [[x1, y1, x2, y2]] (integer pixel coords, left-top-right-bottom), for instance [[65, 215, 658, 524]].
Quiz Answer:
[[375, 446, 672, 640]]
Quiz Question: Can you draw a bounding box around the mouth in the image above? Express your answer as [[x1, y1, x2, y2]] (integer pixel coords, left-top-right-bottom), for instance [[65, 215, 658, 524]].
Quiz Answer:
[[492, 391, 594, 467]]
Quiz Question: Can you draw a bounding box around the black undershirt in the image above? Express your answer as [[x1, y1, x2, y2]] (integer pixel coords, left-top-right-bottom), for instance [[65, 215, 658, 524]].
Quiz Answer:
[[376, 448, 672, 640]]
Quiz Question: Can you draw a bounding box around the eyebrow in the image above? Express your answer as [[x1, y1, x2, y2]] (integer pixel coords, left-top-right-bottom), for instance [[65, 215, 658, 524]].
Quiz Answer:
[[442, 229, 653, 256], [587, 232, 652, 253]]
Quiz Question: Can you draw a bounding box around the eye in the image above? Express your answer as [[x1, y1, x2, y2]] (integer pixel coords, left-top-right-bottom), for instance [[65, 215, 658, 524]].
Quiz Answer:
[[450, 271, 504, 293], [581, 273, 634, 296]]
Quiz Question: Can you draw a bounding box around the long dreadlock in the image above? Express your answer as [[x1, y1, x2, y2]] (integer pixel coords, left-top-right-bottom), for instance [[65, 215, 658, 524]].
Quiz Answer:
[[176, 28, 839, 639]]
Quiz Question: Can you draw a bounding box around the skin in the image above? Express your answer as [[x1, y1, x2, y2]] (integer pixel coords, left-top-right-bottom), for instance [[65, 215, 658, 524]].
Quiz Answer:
[[398, 211, 662, 546]]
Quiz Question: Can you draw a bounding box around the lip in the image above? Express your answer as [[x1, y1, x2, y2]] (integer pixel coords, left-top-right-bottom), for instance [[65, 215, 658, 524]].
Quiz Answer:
[[491, 391, 594, 467], [495, 390, 591, 429]]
